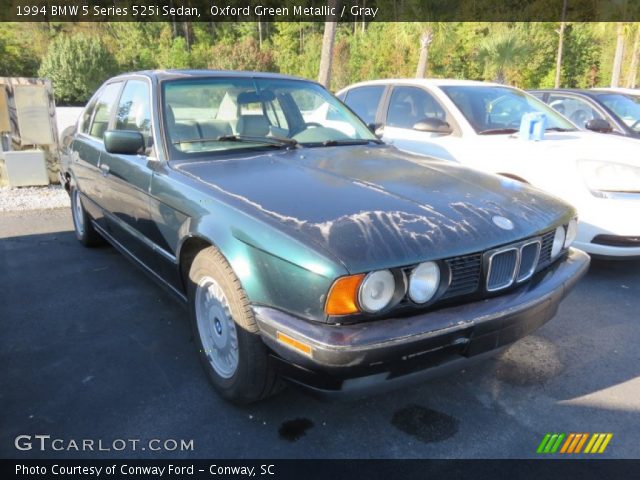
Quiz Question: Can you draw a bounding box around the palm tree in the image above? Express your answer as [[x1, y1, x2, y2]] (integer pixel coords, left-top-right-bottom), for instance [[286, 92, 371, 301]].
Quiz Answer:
[[554, 0, 568, 88], [416, 29, 434, 78], [625, 24, 640, 88], [415, 23, 455, 79], [611, 22, 626, 87], [478, 26, 530, 84], [318, 0, 339, 88]]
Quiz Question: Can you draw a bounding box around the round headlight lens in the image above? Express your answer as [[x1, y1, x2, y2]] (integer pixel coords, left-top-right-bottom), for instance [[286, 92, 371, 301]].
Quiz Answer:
[[564, 218, 578, 248], [551, 226, 566, 259], [358, 270, 395, 313], [409, 261, 440, 304]]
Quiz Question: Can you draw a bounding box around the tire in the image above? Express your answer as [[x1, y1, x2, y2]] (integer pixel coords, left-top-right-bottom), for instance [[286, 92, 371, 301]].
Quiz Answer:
[[187, 246, 280, 404], [70, 187, 103, 247]]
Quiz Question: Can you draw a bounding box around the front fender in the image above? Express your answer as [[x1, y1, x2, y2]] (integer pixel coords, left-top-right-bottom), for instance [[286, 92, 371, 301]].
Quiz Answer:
[[178, 212, 348, 322]]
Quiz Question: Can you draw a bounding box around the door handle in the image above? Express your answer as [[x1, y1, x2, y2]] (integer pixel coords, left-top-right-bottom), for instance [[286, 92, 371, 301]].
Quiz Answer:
[[99, 163, 110, 176]]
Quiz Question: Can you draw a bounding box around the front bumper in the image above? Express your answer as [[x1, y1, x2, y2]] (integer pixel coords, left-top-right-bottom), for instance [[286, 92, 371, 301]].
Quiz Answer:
[[254, 248, 590, 395], [574, 193, 640, 257]]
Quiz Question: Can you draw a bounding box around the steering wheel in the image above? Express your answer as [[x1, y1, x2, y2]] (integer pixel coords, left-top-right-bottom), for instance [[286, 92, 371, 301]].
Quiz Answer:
[[570, 110, 588, 127], [305, 122, 323, 128]]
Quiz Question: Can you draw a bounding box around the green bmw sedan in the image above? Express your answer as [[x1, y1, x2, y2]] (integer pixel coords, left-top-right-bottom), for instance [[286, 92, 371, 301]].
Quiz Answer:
[[60, 70, 589, 403]]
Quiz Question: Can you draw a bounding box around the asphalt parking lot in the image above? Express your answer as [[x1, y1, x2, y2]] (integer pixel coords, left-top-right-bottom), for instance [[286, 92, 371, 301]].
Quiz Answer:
[[1, 208, 639, 459]]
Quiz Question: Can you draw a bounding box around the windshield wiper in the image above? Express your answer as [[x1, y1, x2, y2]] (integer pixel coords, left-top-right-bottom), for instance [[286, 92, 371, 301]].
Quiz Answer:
[[217, 134, 299, 148], [478, 128, 519, 135], [173, 134, 298, 148], [545, 127, 574, 132], [321, 138, 383, 146]]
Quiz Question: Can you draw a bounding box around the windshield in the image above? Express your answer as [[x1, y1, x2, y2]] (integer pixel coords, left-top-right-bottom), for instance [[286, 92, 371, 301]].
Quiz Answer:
[[162, 77, 377, 157], [440, 85, 576, 134], [596, 94, 640, 133]]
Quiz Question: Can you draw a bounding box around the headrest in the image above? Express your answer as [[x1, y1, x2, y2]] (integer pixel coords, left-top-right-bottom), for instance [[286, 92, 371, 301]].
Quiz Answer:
[[237, 90, 276, 104]]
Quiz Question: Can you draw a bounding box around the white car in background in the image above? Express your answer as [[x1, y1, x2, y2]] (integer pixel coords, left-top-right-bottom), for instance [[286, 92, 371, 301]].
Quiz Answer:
[[593, 87, 640, 101], [336, 79, 640, 258]]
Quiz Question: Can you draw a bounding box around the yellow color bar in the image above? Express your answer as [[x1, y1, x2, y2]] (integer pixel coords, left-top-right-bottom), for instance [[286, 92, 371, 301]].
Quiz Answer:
[[584, 434, 598, 453], [598, 434, 613, 453], [590, 434, 606, 453], [276, 331, 313, 357]]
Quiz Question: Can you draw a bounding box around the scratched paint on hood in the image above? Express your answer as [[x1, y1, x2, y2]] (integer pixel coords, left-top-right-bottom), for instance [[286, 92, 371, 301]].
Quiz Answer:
[[174, 145, 572, 273]]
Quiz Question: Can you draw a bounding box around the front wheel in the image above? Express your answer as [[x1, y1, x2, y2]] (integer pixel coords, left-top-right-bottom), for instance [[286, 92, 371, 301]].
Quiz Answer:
[[187, 247, 280, 404], [70, 187, 103, 247]]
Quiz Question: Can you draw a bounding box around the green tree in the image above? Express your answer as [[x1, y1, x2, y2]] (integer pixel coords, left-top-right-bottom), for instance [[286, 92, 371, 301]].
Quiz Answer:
[[0, 23, 40, 76], [38, 34, 116, 105], [477, 25, 531, 84], [208, 37, 275, 71]]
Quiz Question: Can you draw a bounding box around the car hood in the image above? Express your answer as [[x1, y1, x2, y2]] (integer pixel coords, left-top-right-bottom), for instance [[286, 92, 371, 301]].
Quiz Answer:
[[174, 145, 572, 273], [473, 131, 640, 167]]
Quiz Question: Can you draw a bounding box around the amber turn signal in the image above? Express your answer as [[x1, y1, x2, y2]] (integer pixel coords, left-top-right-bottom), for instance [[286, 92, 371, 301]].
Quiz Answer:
[[324, 274, 365, 315], [276, 332, 313, 357]]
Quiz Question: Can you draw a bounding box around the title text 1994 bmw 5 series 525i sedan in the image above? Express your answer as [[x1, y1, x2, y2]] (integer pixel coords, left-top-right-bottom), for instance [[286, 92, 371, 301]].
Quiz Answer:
[[60, 70, 590, 403]]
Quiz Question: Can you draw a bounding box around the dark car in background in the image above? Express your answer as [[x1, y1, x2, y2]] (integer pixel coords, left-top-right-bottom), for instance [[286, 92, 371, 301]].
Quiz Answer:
[[530, 89, 640, 139], [60, 70, 589, 403]]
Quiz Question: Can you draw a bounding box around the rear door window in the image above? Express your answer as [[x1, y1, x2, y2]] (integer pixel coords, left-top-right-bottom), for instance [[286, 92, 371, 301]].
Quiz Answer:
[[343, 85, 385, 125]]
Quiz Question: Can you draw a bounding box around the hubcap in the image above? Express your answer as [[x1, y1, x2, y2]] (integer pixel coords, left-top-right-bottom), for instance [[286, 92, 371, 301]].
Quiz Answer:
[[73, 190, 84, 236], [195, 276, 239, 379]]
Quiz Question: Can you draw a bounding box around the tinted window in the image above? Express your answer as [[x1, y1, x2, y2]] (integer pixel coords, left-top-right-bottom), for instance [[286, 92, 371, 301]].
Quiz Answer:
[[115, 80, 151, 141], [162, 78, 376, 157], [442, 86, 575, 133], [343, 86, 385, 125], [597, 94, 640, 133], [386, 86, 446, 129], [547, 94, 604, 128], [88, 82, 122, 139]]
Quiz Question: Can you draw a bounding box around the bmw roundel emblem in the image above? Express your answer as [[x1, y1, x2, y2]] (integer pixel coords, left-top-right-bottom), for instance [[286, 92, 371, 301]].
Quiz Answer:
[[492, 215, 514, 231]]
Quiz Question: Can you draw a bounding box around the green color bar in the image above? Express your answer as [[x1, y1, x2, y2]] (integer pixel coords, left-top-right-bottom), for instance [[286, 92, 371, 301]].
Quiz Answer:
[[544, 434, 559, 453], [537, 434, 552, 454], [550, 433, 566, 453]]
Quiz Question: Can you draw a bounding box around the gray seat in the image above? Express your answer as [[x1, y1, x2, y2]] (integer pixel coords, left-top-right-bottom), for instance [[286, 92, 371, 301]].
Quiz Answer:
[[199, 120, 233, 139], [166, 106, 200, 143], [236, 115, 270, 137]]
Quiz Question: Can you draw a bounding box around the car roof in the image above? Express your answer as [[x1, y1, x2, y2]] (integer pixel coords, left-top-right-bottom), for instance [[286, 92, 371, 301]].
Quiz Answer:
[[108, 69, 316, 84], [338, 78, 507, 91], [529, 88, 596, 96]]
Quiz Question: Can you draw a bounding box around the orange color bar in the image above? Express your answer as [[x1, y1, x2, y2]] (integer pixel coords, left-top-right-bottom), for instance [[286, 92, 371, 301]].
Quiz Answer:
[[560, 434, 575, 453], [567, 434, 582, 453]]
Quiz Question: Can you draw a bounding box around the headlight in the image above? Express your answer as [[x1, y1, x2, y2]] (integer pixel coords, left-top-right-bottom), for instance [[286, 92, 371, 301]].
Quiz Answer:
[[358, 270, 395, 313], [408, 262, 440, 304], [551, 226, 566, 259], [564, 218, 578, 248], [578, 160, 640, 194]]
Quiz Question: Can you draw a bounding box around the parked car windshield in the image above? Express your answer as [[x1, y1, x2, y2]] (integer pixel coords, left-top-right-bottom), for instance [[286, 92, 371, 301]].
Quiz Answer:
[[595, 93, 640, 132], [440, 85, 576, 134], [162, 77, 377, 157]]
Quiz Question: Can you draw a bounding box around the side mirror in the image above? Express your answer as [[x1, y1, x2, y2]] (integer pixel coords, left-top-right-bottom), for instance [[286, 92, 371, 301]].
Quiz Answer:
[[104, 130, 145, 155], [585, 118, 613, 133], [413, 118, 453, 135], [368, 123, 384, 138]]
